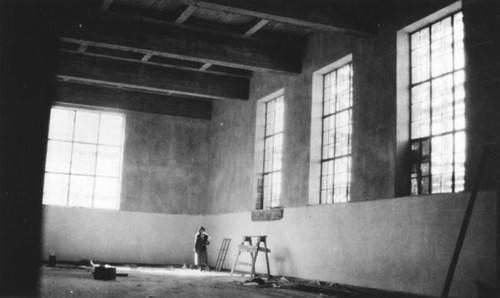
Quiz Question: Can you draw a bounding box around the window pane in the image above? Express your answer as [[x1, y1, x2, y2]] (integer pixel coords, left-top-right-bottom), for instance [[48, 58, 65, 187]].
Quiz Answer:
[[48, 108, 74, 141], [74, 111, 99, 143], [68, 175, 94, 208], [96, 146, 121, 177], [94, 177, 119, 209], [45, 140, 72, 173], [421, 177, 430, 194], [321, 160, 334, 204], [43, 173, 69, 206], [98, 114, 124, 146], [453, 12, 465, 70], [270, 172, 281, 207], [411, 178, 419, 195], [263, 172, 281, 208], [454, 131, 466, 191], [274, 97, 284, 133], [422, 138, 430, 156], [71, 143, 97, 175], [431, 17, 453, 77]]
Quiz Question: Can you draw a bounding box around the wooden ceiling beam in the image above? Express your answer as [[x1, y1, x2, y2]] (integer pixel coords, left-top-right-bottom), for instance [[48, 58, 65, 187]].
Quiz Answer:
[[179, 0, 370, 34], [77, 43, 88, 53], [56, 52, 249, 100], [175, 5, 197, 24], [99, 0, 114, 11], [243, 19, 269, 37], [199, 63, 212, 71], [55, 81, 212, 120], [141, 53, 153, 62], [59, 39, 252, 78], [58, 11, 300, 74]]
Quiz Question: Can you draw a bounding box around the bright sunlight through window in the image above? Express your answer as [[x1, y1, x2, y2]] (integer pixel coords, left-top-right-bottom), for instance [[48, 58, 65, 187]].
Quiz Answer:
[[320, 63, 353, 203], [262, 95, 284, 208], [43, 107, 125, 209], [410, 12, 465, 195]]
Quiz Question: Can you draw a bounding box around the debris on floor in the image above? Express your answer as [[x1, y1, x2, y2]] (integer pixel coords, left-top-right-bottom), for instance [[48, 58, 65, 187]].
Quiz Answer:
[[93, 266, 117, 281], [241, 277, 266, 286], [306, 279, 321, 286], [237, 275, 437, 298], [269, 276, 296, 288]]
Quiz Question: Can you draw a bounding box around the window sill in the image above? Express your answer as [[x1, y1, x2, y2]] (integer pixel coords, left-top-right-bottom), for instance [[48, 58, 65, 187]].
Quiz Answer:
[[251, 207, 284, 221]]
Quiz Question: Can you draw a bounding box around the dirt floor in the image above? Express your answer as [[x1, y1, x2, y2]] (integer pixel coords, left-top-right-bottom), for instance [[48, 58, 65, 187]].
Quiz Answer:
[[39, 265, 321, 298], [38, 264, 438, 298]]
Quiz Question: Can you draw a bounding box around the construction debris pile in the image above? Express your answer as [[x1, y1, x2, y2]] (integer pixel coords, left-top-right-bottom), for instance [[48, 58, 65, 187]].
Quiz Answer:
[[240, 276, 435, 298]]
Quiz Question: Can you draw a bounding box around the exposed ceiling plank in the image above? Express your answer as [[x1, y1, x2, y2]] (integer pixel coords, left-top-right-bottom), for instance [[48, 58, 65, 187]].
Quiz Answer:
[[199, 62, 212, 71], [175, 5, 197, 24], [141, 53, 153, 62], [55, 81, 212, 120], [243, 19, 269, 37], [56, 52, 249, 100], [77, 43, 88, 53], [58, 12, 301, 73], [99, 0, 114, 11], [179, 0, 370, 34]]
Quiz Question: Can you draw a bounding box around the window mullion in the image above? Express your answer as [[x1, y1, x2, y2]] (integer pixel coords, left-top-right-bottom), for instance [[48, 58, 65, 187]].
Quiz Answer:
[[66, 111, 77, 207], [331, 70, 338, 202], [90, 114, 101, 208], [451, 14, 457, 193], [428, 22, 434, 195], [319, 75, 327, 204]]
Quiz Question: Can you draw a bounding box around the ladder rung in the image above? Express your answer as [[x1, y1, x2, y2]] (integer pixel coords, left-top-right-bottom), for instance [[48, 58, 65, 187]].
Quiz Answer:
[[235, 262, 253, 267], [238, 244, 271, 253], [238, 245, 258, 253]]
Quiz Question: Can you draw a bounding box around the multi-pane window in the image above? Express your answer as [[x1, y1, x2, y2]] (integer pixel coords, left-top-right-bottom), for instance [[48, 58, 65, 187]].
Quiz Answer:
[[320, 63, 353, 203], [262, 96, 284, 208], [410, 12, 465, 195], [43, 107, 125, 209]]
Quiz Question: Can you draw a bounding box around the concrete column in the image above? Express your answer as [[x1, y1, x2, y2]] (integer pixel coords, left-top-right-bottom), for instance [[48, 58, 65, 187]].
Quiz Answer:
[[0, 1, 57, 295], [462, 0, 500, 191]]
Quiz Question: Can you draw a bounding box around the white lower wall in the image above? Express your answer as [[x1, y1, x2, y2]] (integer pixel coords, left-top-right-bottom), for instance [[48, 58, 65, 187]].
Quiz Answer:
[[42, 206, 202, 265], [204, 192, 496, 298], [41, 191, 496, 298]]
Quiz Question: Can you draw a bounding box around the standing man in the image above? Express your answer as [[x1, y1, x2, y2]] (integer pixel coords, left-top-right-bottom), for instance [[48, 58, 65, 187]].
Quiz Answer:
[[194, 227, 210, 270]]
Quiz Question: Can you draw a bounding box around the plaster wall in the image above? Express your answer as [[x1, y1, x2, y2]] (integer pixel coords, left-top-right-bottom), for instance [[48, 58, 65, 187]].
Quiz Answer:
[[120, 111, 209, 214], [206, 23, 400, 215], [42, 206, 202, 265], [204, 192, 496, 298]]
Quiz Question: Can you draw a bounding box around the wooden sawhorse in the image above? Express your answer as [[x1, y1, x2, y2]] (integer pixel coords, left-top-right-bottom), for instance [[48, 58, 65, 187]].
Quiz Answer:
[[230, 235, 271, 278]]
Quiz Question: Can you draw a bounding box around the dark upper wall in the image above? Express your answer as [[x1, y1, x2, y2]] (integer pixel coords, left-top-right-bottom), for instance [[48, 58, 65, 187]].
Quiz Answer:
[[120, 110, 209, 214], [205, 0, 499, 214]]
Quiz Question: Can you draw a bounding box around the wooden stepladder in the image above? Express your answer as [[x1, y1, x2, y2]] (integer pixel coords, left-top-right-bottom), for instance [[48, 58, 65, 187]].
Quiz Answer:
[[214, 238, 231, 271], [230, 235, 271, 278]]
